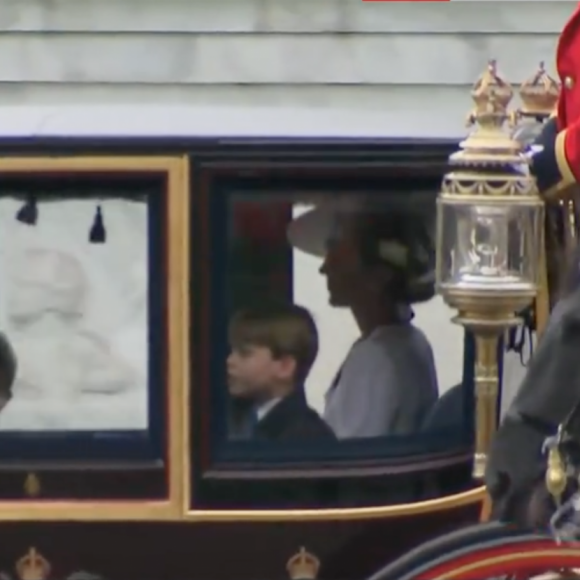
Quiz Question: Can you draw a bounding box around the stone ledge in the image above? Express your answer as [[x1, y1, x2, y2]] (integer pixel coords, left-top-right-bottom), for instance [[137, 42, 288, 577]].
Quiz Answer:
[[0, 33, 559, 85], [0, 83, 472, 113], [0, 83, 526, 139], [0, 0, 573, 34], [0, 103, 470, 140]]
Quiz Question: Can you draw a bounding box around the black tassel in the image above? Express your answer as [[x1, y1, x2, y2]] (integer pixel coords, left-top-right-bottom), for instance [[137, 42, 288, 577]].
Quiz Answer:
[[505, 306, 535, 366], [89, 205, 106, 243], [15, 195, 38, 226]]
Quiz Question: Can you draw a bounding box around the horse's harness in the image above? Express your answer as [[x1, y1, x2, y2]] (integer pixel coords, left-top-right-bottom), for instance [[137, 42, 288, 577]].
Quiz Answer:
[[541, 399, 580, 541]]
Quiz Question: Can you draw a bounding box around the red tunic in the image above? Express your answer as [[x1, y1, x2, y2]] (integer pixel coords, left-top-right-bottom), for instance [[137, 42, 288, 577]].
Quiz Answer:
[[537, 2, 580, 198]]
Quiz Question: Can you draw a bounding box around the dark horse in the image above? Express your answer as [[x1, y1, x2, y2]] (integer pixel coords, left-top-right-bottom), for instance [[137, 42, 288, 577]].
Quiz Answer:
[[486, 241, 580, 531]]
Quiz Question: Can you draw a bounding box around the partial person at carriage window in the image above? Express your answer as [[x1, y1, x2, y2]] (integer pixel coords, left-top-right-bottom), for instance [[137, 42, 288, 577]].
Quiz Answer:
[[0, 333, 16, 414], [226, 304, 336, 443], [288, 203, 439, 439]]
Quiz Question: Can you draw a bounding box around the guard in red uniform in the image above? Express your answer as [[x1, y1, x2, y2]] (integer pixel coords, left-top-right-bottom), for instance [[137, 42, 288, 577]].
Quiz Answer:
[[486, 3, 580, 527], [531, 3, 580, 199]]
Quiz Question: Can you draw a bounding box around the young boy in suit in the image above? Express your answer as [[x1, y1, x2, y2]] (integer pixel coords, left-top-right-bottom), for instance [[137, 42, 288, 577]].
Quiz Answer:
[[227, 304, 335, 442]]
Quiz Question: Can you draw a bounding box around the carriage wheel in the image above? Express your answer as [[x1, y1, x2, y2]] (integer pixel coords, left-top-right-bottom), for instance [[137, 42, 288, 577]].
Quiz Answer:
[[368, 523, 580, 580]]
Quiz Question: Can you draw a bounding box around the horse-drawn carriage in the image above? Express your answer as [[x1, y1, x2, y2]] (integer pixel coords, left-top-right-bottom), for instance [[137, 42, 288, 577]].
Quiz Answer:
[[0, 7, 578, 579], [365, 6, 580, 579]]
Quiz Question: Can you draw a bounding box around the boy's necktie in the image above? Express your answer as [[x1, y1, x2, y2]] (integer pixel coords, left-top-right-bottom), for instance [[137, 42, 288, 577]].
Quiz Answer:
[[249, 407, 259, 434], [238, 407, 259, 439]]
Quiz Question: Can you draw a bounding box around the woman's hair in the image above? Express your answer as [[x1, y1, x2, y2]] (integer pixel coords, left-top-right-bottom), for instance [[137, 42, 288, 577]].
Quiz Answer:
[[354, 210, 435, 304]]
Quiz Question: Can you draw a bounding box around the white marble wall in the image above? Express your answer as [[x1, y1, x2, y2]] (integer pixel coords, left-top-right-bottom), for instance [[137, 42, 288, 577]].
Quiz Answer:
[[0, 0, 569, 417], [0, 0, 573, 123]]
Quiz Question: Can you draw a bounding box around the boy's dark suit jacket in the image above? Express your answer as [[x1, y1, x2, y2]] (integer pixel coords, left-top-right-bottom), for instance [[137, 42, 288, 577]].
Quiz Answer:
[[253, 391, 336, 443], [228, 391, 337, 509]]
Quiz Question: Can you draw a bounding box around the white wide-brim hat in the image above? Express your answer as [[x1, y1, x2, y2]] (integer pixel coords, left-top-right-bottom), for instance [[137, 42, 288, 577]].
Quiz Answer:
[[287, 200, 359, 257], [287, 200, 436, 304]]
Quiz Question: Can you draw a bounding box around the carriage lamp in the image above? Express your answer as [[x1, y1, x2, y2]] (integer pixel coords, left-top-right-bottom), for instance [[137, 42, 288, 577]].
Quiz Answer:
[[435, 60, 545, 479]]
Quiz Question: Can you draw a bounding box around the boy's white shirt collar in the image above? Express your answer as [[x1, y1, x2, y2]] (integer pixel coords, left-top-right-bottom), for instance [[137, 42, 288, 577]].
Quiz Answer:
[[256, 397, 282, 421]]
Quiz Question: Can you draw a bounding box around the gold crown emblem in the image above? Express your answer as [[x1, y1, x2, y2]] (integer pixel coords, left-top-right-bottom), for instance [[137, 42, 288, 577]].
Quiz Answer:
[[519, 61, 560, 118], [15, 548, 51, 580], [286, 547, 320, 580], [470, 59, 513, 118]]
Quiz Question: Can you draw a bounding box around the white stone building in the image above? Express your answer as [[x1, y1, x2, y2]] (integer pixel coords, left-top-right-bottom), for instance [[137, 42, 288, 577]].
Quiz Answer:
[[0, 0, 571, 123], [0, 0, 574, 413]]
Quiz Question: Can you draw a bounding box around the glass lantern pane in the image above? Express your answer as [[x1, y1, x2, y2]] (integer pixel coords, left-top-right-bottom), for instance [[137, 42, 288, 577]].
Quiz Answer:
[[437, 200, 543, 293]]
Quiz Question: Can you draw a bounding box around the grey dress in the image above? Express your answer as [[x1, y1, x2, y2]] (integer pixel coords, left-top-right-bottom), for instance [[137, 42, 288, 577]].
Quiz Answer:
[[323, 324, 439, 439]]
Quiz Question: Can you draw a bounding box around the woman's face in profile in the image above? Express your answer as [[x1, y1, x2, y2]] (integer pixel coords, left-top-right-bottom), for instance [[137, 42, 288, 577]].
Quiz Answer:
[[319, 215, 375, 307]]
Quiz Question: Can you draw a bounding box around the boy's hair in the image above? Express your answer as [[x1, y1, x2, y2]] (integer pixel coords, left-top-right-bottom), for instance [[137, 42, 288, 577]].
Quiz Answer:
[[228, 304, 318, 384]]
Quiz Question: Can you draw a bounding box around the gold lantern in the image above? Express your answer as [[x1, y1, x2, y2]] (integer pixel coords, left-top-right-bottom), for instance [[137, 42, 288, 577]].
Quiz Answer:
[[436, 60, 545, 479]]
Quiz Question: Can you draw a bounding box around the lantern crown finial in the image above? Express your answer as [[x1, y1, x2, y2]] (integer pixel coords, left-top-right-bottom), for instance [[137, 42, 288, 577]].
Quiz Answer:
[[453, 60, 521, 164], [519, 61, 560, 119], [470, 59, 514, 121]]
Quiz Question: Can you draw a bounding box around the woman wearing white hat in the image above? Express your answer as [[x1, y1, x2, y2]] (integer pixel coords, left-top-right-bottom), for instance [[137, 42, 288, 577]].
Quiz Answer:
[[287, 203, 439, 439]]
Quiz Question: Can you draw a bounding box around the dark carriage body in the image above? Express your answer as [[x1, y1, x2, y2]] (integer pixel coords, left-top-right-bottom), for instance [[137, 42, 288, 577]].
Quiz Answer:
[[0, 135, 487, 580]]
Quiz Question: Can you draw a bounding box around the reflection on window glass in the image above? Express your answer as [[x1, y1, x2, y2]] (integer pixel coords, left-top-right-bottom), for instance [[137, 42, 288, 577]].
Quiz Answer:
[[225, 193, 466, 443], [228, 199, 291, 312], [0, 194, 148, 432]]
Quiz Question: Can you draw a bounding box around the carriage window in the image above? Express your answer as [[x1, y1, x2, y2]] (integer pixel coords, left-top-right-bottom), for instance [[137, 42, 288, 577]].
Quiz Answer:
[[0, 189, 150, 435], [217, 190, 470, 451]]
